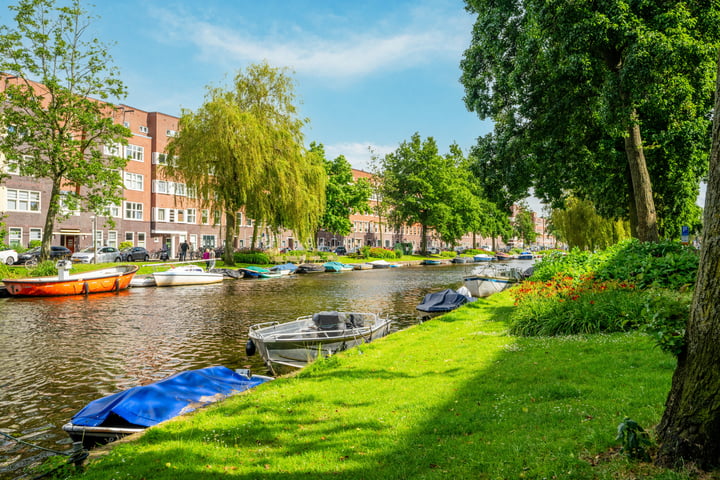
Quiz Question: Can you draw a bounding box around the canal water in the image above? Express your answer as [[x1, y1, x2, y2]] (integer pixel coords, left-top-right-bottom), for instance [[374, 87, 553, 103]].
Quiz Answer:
[[0, 262, 518, 478]]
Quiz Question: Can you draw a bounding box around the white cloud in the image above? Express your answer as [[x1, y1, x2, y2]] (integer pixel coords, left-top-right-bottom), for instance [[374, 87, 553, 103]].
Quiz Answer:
[[324, 142, 397, 171], [149, 5, 471, 81]]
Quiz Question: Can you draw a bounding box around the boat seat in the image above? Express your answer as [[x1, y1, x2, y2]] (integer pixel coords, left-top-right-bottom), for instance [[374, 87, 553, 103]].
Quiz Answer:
[[346, 313, 366, 328], [312, 311, 345, 331]]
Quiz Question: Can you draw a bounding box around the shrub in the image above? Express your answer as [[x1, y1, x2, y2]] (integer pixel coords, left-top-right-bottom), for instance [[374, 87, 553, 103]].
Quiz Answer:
[[642, 290, 691, 356], [119, 241, 134, 250], [28, 260, 58, 277], [234, 252, 270, 265], [368, 247, 396, 259]]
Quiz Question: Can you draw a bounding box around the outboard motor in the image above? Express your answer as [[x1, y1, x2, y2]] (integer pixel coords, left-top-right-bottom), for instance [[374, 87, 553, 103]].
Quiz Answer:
[[245, 339, 256, 356], [56, 259, 73, 281]]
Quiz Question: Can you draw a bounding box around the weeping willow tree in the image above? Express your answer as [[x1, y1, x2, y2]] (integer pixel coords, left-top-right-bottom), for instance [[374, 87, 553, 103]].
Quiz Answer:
[[166, 62, 325, 264]]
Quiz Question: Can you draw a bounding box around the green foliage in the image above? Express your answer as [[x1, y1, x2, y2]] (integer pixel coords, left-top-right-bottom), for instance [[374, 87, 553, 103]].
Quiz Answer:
[[642, 291, 690, 357], [314, 143, 372, 236], [166, 62, 325, 259], [367, 247, 396, 259], [0, 0, 131, 260], [28, 240, 41, 248], [616, 418, 652, 461], [551, 197, 631, 250], [119, 241, 133, 250], [233, 252, 270, 265], [27, 260, 57, 277], [461, 0, 717, 240]]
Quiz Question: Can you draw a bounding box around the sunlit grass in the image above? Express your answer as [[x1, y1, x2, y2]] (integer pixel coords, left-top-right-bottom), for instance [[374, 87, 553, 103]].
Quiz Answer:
[[52, 291, 693, 480]]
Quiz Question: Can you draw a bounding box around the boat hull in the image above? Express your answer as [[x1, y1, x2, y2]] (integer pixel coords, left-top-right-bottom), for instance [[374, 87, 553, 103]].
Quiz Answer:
[[2, 265, 138, 297], [249, 313, 392, 374], [152, 266, 224, 286], [463, 276, 518, 297]]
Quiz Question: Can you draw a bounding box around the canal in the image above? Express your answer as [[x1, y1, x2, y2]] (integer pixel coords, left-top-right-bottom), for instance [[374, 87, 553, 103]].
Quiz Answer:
[[0, 262, 512, 478]]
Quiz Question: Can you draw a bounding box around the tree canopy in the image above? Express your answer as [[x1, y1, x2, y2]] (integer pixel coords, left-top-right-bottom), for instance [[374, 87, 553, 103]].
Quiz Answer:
[[378, 133, 492, 252], [312, 142, 372, 237], [166, 62, 325, 262], [0, 0, 130, 259], [550, 197, 631, 251], [461, 0, 719, 241]]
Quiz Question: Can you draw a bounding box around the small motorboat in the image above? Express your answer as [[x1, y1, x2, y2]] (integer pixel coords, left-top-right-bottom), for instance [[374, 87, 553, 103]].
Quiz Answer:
[[2, 261, 138, 297], [451, 257, 470, 264], [463, 264, 524, 297], [495, 252, 512, 261], [240, 266, 283, 278], [62, 366, 273, 449], [518, 251, 534, 260], [152, 265, 224, 286], [269, 263, 298, 275], [416, 287, 475, 320], [369, 259, 400, 269], [296, 263, 325, 274], [246, 311, 392, 374], [473, 254, 494, 262], [130, 275, 156, 287], [323, 261, 353, 272], [420, 259, 442, 266], [350, 263, 373, 270]]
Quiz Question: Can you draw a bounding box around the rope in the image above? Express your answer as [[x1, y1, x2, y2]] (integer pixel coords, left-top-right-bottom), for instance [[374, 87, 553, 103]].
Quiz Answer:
[[0, 430, 89, 466]]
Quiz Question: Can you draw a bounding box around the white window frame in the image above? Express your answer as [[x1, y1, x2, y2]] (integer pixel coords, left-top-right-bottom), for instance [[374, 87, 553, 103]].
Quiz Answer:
[[153, 180, 169, 194], [152, 152, 168, 165], [137, 232, 146, 248], [124, 172, 144, 191], [124, 201, 143, 220], [125, 144, 144, 162], [8, 227, 22, 247], [186, 208, 197, 224], [125, 232, 134, 243], [7, 188, 41, 212], [139, 126, 149, 134], [108, 230, 118, 248], [201, 209, 209, 225], [104, 142, 122, 156], [29, 228, 42, 244]]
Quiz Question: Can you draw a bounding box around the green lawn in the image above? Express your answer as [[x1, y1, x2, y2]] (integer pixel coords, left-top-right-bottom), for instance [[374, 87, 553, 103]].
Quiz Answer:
[[46, 292, 689, 480]]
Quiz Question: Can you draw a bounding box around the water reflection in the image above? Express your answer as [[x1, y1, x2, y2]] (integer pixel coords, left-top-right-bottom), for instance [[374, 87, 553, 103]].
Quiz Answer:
[[0, 262, 520, 478]]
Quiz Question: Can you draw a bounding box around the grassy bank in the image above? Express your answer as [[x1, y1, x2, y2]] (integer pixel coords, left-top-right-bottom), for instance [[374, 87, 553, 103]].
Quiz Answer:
[[47, 291, 688, 480]]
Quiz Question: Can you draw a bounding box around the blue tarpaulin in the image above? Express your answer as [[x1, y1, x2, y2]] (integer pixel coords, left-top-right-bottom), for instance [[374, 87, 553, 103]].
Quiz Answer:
[[416, 288, 475, 313], [71, 366, 270, 428]]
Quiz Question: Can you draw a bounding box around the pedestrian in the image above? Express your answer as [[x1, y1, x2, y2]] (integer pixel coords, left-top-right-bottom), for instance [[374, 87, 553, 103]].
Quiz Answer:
[[203, 248, 211, 270], [180, 240, 189, 261]]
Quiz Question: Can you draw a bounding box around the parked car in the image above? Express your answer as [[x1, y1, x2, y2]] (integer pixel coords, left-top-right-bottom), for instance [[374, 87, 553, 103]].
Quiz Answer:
[[121, 246, 150, 262], [71, 246, 123, 264], [15, 246, 72, 265], [0, 248, 18, 265], [334, 246, 347, 255]]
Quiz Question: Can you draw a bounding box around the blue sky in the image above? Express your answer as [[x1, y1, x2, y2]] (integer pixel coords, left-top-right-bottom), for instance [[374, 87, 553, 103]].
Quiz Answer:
[[49, 0, 493, 173]]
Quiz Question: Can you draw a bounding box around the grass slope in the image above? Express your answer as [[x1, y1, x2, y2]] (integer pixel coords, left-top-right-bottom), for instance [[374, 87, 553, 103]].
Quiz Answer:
[[62, 292, 682, 480]]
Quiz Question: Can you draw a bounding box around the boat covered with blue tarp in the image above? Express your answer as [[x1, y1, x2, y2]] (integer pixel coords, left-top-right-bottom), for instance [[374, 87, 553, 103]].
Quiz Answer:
[[63, 366, 272, 448], [416, 288, 475, 320]]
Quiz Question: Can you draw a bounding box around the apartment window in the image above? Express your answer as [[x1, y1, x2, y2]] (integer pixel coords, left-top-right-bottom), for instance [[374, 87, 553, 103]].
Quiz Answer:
[[190, 234, 197, 249], [59, 193, 80, 216], [103, 203, 121, 218], [174, 183, 186, 197], [29, 228, 42, 244], [152, 152, 168, 165], [125, 232, 134, 243], [126, 144, 144, 162], [137, 233, 146, 247], [186, 209, 196, 224], [104, 142, 121, 156], [201, 235, 215, 248], [139, 126, 149, 134], [95, 230, 103, 246], [123, 172, 144, 191], [153, 180, 168, 194], [108, 231, 118, 248], [177, 210, 185, 223], [166, 129, 177, 137], [123, 121, 130, 128], [8, 228, 21, 247], [124, 201, 143, 220], [7, 189, 40, 212], [155, 208, 167, 222], [213, 210, 221, 225], [201, 209, 209, 225]]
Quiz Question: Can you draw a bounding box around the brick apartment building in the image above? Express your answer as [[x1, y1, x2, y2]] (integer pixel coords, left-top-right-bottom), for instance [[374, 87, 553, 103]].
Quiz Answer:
[[1, 80, 547, 256]]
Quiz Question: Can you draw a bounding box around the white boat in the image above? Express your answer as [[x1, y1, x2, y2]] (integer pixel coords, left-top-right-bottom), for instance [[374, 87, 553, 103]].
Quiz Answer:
[[246, 311, 392, 374], [152, 265, 224, 287], [462, 264, 524, 297], [369, 259, 400, 269]]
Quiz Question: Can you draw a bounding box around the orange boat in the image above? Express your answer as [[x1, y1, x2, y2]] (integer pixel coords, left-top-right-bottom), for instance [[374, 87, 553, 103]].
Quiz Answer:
[[2, 262, 139, 297]]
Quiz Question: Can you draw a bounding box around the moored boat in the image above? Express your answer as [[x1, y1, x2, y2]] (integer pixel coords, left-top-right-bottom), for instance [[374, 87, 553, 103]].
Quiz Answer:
[[451, 256, 470, 264], [350, 263, 373, 270], [420, 259, 442, 265], [369, 259, 400, 269], [240, 266, 283, 278], [246, 311, 392, 374], [296, 263, 325, 274], [152, 265, 224, 286], [495, 252, 512, 261], [2, 261, 138, 297], [518, 251, 534, 260], [323, 261, 353, 272], [269, 263, 298, 275], [62, 366, 272, 449], [462, 264, 524, 297], [416, 287, 475, 320], [473, 253, 494, 262]]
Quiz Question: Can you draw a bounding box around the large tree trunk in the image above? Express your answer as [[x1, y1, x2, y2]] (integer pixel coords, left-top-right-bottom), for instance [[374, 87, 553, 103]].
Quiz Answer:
[[624, 110, 659, 242], [41, 179, 63, 261], [655, 57, 720, 471], [223, 211, 235, 265]]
